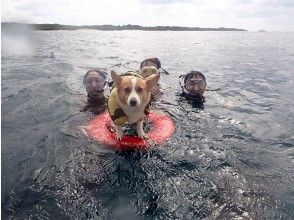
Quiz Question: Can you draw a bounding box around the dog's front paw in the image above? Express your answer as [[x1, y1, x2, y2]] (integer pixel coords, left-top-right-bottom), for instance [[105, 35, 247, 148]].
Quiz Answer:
[[137, 132, 148, 139], [115, 131, 123, 141], [136, 120, 148, 139], [114, 125, 123, 141]]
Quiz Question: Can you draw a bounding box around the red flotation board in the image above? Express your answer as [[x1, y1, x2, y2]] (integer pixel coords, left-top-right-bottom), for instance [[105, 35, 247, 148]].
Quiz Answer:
[[87, 111, 175, 150]]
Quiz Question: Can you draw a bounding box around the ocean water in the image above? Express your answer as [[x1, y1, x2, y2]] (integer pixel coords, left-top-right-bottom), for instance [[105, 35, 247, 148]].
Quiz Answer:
[[2, 30, 294, 219]]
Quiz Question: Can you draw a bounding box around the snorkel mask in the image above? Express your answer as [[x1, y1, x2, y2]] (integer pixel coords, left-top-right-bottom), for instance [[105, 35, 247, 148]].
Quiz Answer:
[[83, 70, 108, 103], [83, 70, 108, 93], [179, 71, 207, 100]]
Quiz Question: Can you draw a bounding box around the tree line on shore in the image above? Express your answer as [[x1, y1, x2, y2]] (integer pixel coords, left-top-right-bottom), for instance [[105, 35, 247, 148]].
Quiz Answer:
[[2, 22, 247, 31]]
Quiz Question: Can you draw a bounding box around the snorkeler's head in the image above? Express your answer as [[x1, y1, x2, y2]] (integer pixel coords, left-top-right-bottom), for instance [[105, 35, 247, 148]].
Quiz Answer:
[[182, 71, 207, 97], [83, 70, 108, 94], [140, 58, 161, 69]]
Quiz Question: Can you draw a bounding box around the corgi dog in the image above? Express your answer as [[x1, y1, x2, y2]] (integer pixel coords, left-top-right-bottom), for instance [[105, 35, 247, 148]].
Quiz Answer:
[[109, 70, 160, 140]]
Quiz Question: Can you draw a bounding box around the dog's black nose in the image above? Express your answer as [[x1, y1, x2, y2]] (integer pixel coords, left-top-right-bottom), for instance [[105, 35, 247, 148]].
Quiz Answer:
[[130, 99, 137, 106]]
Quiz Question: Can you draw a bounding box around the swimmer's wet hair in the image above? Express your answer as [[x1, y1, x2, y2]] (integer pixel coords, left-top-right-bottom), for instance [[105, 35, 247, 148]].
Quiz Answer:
[[184, 71, 206, 83], [140, 58, 161, 69]]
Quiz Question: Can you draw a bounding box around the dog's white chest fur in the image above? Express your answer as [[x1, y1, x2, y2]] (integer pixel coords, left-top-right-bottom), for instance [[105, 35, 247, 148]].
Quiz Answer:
[[121, 105, 146, 123]]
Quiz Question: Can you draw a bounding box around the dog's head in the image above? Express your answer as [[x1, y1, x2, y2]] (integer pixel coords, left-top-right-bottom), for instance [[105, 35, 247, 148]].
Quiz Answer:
[[111, 70, 160, 108]]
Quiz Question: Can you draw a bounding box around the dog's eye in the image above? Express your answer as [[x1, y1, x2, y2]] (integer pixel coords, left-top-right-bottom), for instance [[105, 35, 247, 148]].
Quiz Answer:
[[136, 87, 143, 93], [124, 87, 131, 93]]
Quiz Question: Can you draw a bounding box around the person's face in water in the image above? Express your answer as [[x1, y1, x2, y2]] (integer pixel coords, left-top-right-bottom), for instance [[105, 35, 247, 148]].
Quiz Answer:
[[185, 75, 206, 96], [84, 71, 105, 93], [83, 70, 106, 104], [146, 60, 156, 67]]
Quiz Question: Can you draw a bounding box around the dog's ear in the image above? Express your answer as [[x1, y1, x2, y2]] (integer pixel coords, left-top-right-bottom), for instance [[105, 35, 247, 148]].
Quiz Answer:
[[145, 74, 160, 91], [111, 70, 122, 87]]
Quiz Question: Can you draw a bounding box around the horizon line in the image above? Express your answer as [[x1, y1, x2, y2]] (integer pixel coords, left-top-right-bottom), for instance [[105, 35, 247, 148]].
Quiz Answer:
[[1, 22, 248, 31]]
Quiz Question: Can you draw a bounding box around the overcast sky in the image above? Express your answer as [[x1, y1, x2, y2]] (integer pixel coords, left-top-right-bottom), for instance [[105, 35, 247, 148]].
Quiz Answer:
[[2, 0, 294, 31]]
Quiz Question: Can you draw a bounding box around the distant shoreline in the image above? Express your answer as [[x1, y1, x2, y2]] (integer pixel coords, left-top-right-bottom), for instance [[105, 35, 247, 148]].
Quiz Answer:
[[2, 22, 247, 31]]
